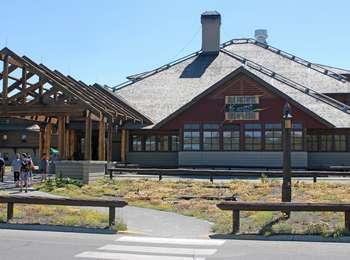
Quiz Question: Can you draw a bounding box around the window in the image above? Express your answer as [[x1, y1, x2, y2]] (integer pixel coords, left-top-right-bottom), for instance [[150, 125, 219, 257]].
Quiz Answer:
[[183, 124, 200, 151], [157, 136, 169, 151], [223, 125, 240, 150], [145, 136, 156, 151], [203, 124, 219, 151], [307, 135, 318, 151], [334, 135, 346, 152], [334, 135, 346, 151], [132, 135, 142, 151], [171, 135, 179, 151], [244, 124, 262, 150], [292, 123, 303, 151], [320, 135, 332, 151], [265, 123, 282, 150], [225, 96, 259, 120]]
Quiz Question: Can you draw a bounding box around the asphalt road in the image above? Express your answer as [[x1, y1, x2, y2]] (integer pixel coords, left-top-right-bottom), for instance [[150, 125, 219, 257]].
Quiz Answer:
[[1, 229, 350, 260]]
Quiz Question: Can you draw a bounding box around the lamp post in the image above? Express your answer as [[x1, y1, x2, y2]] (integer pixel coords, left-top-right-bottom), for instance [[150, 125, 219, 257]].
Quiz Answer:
[[282, 102, 292, 203]]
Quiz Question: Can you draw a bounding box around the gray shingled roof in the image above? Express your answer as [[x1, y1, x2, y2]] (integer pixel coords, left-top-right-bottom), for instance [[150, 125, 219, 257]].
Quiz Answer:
[[315, 63, 350, 75], [115, 40, 350, 128]]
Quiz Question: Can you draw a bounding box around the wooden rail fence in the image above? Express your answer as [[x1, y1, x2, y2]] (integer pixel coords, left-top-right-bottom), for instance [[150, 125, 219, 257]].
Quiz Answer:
[[217, 201, 350, 234], [0, 195, 127, 228]]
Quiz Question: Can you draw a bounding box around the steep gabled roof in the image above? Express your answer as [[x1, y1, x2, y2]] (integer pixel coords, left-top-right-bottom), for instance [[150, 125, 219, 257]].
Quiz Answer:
[[114, 39, 350, 128]]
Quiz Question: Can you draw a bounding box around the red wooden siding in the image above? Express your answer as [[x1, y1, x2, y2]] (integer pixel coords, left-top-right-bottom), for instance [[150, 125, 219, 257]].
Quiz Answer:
[[160, 73, 327, 130]]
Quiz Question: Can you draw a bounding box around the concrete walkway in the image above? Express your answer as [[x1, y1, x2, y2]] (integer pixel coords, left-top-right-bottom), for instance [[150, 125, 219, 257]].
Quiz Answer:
[[2, 185, 212, 238]]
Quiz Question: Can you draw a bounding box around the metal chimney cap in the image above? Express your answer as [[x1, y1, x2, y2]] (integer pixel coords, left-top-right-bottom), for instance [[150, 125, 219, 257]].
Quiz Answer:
[[255, 29, 268, 44]]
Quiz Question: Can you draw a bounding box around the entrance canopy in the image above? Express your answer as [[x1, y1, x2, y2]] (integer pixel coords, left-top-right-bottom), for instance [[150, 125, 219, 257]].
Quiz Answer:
[[0, 47, 151, 161]]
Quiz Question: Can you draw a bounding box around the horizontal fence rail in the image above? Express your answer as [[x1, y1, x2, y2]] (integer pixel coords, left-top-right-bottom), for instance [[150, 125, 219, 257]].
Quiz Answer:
[[0, 195, 128, 228]]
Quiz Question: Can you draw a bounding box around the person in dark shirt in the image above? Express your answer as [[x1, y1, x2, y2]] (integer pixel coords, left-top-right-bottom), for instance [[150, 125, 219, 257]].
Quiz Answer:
[[0, 153, 5, 182]]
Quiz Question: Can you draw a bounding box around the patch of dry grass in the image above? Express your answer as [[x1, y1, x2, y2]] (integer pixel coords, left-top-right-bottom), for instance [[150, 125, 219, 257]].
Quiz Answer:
[[35, 178, 350, 236], [0, 203, 126, 231]]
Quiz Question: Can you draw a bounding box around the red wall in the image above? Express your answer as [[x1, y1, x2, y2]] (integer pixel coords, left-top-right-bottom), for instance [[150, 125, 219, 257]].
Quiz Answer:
[[160, 73, 327, 130]]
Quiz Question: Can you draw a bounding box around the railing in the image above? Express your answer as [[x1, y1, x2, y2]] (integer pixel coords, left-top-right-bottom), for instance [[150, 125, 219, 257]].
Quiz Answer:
[[221, 48, 350, 114], [0, 195, 128, 228], [221, 38, 348, 82]]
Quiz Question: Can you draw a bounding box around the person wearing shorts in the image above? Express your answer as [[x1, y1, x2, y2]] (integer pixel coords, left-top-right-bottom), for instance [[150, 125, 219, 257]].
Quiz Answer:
[[11, 153, 21, 187]]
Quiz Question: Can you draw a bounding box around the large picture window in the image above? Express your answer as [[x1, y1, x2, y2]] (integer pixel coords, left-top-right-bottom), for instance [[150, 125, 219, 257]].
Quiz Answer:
[[225, 96, 259, 120], [320, 135, 333, 151], [132, 135, 142, 151], [244, 124, 262, 150], [292, 123, 303, 151], [223, 125, 240, 150], [157, 136, 169, 151], [145, 136, 156, 151], [307, 135, 318, 152], [171, 135, 179, 151], [334, 135, 346, 151], [183, 124, 200, 151], [265, 123, 282, 150], [203, 124, 220, 151]]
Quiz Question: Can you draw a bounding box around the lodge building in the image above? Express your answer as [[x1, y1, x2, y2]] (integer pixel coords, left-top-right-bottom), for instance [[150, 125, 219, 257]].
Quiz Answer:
[[1, 11, 350, 169]]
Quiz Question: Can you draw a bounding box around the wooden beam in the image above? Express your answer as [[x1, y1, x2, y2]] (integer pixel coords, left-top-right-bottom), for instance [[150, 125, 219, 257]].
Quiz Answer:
[[120, 129, 127, 162], [38, 125, 45, 159], [0, 64, 17, 80], [58, 116, 66, 160], [2, 55, 9, 107], [45, 123, 52, 158], [84, 111, 92, 160], [98, 118, 106, 161], [68, 129, 76, 160], [106, 121, 113, 162]]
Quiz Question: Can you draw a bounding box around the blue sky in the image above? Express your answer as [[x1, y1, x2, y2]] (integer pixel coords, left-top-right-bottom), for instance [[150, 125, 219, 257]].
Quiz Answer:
[[1, 0, 349, 86]]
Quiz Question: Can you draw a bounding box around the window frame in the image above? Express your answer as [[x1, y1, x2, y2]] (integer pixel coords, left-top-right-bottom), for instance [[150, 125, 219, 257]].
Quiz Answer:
[[244, 124, 262, 151]]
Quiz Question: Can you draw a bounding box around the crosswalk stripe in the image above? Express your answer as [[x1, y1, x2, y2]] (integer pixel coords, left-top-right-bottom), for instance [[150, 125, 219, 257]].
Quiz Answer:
[[116, 236, 225, 246], [99, 244, 217, 256], [75, 251, 206, 260]]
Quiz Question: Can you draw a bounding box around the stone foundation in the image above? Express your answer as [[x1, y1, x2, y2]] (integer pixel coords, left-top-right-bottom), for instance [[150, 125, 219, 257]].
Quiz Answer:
[[54, 160, 107, 184]]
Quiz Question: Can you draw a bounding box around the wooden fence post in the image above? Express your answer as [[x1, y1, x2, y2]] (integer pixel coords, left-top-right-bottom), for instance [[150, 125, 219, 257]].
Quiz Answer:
[[345, 211, 350, 231], [109, 206, 116, 228], [7, 202, 14, 222], [232, 210, 240, 234]]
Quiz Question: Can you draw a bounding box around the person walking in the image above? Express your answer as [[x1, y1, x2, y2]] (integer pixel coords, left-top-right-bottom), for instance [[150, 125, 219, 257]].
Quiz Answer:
[[0, 153, 5, 182], [39, 153, 49, 181], [11, 153, 21, 187], [26, 154, 34, 187], [20, 153, 30, 193]]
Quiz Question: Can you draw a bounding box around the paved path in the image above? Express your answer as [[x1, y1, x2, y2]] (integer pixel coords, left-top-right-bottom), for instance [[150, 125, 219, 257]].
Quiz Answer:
[[1, 229, 350, 260], [2, 183, 212, 238]]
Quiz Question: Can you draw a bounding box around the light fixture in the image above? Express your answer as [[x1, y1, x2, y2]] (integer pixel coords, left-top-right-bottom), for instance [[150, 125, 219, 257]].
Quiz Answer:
[[283, 103, 293, 129], [2, 134, 7, 141], [21, 134, 27, 142]]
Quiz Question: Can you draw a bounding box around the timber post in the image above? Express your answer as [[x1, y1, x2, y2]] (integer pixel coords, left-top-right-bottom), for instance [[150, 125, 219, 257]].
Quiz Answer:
[[109, 206, 116, 228], [7, 202, 14, 222], [98, 117, 106, 161], [232, 210, 240, 234], [282, 103, 292, 204], [106, 120, 113, 162], [84, 110, 92, 160], [58, 116, 67, 160], [345, 211, 350, 231]]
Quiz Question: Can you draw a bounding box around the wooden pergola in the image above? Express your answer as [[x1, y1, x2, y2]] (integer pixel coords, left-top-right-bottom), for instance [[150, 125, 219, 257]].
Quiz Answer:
[[0, 47, 150, 161]]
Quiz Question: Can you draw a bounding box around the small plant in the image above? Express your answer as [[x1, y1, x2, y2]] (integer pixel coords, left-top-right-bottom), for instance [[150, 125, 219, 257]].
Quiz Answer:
[[260, 173, 268, 184], [306, 222, 331, 237]]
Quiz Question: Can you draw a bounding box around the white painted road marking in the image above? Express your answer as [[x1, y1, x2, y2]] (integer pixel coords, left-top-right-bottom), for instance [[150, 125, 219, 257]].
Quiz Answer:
[[75, 251, 206, 260], [116, 236, 226, 246], [75, 236, 225, 259], [99, 244, 217, 256]]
